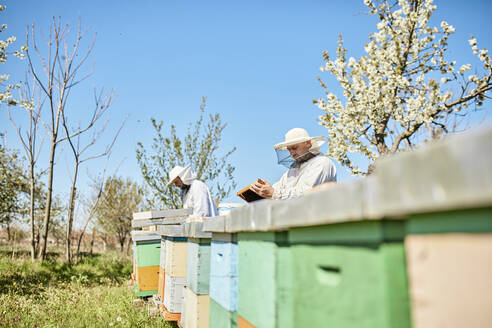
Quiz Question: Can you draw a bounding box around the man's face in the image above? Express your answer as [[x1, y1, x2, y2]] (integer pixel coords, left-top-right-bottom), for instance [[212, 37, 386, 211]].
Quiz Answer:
[[172, 177, 184, 188], [287, 140, 312, 161]]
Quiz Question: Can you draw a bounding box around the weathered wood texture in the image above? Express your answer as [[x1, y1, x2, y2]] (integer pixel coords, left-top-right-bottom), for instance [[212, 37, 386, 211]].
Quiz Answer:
[[159, 303, 181, 321]]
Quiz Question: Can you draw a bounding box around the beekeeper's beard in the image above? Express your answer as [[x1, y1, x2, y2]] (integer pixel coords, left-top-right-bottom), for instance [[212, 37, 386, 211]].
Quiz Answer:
[[179, 184, 191, 200]]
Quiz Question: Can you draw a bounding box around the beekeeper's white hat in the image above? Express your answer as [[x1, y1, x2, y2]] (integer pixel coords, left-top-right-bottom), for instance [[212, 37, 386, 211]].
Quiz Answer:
[[167, 165, 196, 186], [273, 128, 325, 151]]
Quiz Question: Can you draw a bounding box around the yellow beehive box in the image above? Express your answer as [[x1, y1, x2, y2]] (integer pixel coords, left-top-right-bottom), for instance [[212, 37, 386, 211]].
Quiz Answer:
[[165, 239, 188, 277], [136, 265, 160, 291], [185, 286, 210, 328], [406, 233, 492, 328]]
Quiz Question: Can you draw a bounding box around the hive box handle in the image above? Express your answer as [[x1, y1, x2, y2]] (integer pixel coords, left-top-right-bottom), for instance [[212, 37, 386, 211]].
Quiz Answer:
[[317, 265, 341, 286]]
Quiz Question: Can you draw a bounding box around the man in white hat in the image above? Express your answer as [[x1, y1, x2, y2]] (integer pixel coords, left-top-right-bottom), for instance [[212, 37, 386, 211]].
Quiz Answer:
[[250, 128, 336, 200], [167, 165, 219, 217]]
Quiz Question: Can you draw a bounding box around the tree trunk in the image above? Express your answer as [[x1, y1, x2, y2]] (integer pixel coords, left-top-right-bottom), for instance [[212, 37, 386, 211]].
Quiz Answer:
[[119, 233, 126, 252], [35, 228, 40, 253], [29, 165, 36, 262], [6, 223, 10, 241], [90, 228, 95, 255], [65, 162, 79, 263], [38, 138, 57, 261], [103, 236, 107, 252], [126, 236, 132, 256]]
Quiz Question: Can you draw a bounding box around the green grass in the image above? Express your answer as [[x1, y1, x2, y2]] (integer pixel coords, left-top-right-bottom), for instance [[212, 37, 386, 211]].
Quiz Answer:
[[0, 249, 174, 328]]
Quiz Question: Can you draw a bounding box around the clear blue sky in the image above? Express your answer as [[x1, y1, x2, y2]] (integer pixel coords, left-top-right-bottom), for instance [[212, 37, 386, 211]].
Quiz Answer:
[[2, 0, 491, 216]]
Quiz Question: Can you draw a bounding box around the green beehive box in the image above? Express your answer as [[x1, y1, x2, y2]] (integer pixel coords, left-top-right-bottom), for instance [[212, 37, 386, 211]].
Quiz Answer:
[[136, 240, 161, 267], [209, 298, 237, 328], [287, 220, 410, 328], [237, 221, 411, 328], [237, 231, 292, 328], [187, 237, 211, 295]]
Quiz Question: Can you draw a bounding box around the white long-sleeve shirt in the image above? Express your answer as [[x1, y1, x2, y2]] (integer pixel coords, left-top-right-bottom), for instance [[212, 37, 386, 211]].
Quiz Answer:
[[272, 154, 336, 200], [182, 179, 219, 217]]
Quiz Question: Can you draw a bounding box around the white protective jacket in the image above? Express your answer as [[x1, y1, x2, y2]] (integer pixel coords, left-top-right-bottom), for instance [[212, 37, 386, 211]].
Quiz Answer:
[[272, 154, 336, 200], [182, 179, 218, 218]]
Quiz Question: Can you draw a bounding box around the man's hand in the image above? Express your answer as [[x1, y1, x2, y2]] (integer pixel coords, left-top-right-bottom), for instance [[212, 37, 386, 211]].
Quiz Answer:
[[250, 179, 274, 199]]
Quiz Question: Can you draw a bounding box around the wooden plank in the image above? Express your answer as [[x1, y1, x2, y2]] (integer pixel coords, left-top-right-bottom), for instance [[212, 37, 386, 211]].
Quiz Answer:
[[131, 230, 161, 242], [133, 208, 192, 220], [159, 303, 181, 321], [132, 217, 186, 227]]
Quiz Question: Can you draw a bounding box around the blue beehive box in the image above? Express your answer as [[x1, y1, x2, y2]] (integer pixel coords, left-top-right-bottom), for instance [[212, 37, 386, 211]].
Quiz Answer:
[[210, 234, 238, 312], [210, 240, 238, 277]]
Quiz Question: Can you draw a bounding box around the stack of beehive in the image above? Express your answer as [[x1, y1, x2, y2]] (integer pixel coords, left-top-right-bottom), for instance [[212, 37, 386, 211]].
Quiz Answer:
[[182, 221, 212, 328], [131, 230, 162, 297], [208, 231, 239, 328], [131, 209, 191, 299], [158, 224, 188, 319], [134, 128, 492, 327]]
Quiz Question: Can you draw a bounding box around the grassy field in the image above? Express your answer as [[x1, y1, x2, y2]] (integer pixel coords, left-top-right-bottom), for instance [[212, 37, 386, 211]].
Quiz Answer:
[[0, 247, 174, 328]]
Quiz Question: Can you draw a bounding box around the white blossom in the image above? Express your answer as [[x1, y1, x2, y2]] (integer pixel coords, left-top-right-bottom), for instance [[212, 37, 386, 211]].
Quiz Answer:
[[316, 0, 491, 175], [458, 64, 471, 74], [440, 21, 455, 34]]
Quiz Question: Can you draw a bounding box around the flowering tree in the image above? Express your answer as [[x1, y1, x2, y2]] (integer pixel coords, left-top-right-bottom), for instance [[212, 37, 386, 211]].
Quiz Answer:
[[315, 0, 491, 175], [0, 4, 25, 106]]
